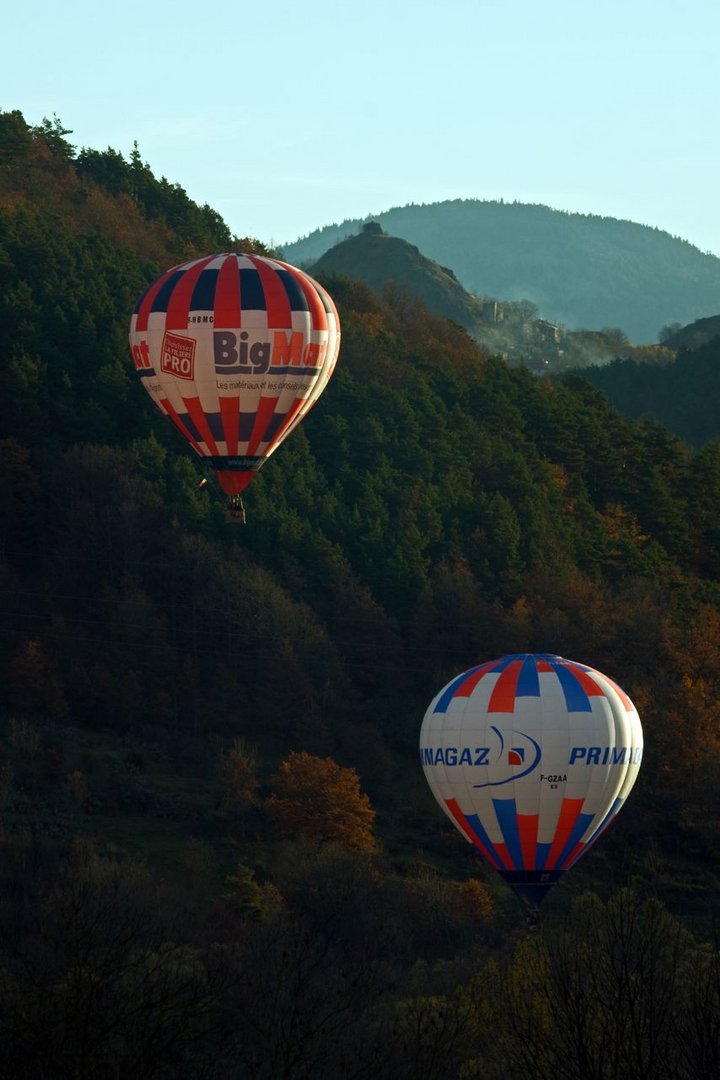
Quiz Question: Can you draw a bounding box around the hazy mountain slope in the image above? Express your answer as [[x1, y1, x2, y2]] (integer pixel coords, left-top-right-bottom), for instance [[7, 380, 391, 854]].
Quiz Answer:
[[311, 225, 489, 332], [282, 200, 720, 343], [310, 224, 576, 364]]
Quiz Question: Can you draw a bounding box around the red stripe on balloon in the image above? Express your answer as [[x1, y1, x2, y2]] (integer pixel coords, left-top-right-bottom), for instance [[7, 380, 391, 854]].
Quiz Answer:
[[265, 396, 305, 451], [492, 842, 516, 871], [247, 396, 279, 456], [278, 259, 328, 332], [219, 396, 241, 456], [165, 256, 216, 330], [452, 661, 498, 699], [517, 813, 539, 870], [559, 840, 585, 872], [544, 798, 584, 870], [602, 675, 635, 711], [214, 470, 255, 496], [248, 256, 292, 328], [488, 658, 524, 712], [558, 661, 605, 697], [213, 255, 242, 329], [182, 397, 219, 456], [564, 801, 623, 871], [445, 799, 502, 870], [135, 265, 180, 332], [157, 399, 203, 456]]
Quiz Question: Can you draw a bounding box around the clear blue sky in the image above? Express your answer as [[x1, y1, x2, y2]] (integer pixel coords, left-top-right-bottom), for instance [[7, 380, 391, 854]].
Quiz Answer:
[[4, 0, 720, 255]]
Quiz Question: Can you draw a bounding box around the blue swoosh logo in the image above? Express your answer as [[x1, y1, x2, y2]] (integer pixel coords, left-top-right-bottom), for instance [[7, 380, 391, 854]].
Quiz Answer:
[[473, 727, 542, 788]]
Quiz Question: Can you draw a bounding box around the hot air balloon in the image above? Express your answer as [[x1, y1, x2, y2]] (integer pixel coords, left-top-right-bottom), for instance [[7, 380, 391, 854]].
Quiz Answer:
[[128, 253, 340, 519], [419, 653, 643, 920]]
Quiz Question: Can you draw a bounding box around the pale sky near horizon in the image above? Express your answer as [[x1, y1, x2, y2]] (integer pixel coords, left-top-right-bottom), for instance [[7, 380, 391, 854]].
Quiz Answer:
[[4, 0, 719, 256]]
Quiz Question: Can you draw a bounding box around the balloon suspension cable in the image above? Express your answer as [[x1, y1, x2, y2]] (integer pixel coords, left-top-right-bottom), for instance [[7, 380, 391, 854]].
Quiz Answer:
[[512, 887, 542, 930], [523, 902, 541, 931], [226, 495, 247, 525]]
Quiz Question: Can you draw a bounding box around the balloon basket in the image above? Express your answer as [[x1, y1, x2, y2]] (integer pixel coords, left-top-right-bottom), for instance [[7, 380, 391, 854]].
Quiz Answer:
[[521, 901, 541, 931], [225, 496, 246, 525]]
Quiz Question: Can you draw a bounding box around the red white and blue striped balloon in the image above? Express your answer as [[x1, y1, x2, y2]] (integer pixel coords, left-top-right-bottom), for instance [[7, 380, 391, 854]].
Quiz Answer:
[[420, 654, 643, 909], [129, 253, 340, 495]]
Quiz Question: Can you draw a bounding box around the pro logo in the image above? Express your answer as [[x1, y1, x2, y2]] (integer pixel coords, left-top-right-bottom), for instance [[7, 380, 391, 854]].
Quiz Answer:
[[161, 332, 196, 380]]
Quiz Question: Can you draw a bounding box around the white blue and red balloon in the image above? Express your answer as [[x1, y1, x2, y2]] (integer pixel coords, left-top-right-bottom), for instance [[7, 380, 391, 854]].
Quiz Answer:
[[420, 653, 643, 911]]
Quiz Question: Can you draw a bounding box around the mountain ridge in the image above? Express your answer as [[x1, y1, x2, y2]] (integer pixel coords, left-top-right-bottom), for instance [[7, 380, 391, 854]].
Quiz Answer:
[[309, 222, 676, 369], [282, 199, 720, 343], [310, 223, 496, 337]]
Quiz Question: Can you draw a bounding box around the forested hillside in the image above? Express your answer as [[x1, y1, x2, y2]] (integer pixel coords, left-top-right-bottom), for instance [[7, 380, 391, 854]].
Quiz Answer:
[[579, 335, 720, 447], [282, 199, 720, 343], [2, 109, 720, 1077]]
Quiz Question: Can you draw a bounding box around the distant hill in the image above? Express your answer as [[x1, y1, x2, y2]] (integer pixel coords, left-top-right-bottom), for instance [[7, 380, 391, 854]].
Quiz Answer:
[[661, 313, 720, 351], [310, 223, 677, 370], [312, 222, 490, 331], [282, 200, 720, 343], [310, 222, 558, 363]]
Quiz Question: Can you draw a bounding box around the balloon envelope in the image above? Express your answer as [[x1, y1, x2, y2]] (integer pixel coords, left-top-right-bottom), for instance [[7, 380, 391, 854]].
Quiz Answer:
[[128, 253, 340, 495], [420, 653, 643, 908]]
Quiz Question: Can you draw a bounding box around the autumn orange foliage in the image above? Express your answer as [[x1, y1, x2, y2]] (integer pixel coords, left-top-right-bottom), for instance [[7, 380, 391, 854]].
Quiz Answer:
[[266, 751, 376, 852]]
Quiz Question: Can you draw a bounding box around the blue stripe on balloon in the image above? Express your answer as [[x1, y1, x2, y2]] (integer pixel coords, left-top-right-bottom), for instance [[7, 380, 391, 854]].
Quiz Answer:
[[551, 660, 593, 712], [489, 656, 515, 672], [276, 267, 310, 311], [262, 411, 287, 443], [173, 410, 222, 440], [185, 410, 280, 449], [552, 811, 595, 870], [591, 796, 623, 840], [268, 366, 320, 377], [239, 268, 266, 311], [493, 798, 524, 870], [150, 270, 184, 313], [570, 797, 623, 865], [189, 269, 218, 312], [434, 657, 516, 713], [516, 655, 541, 697], [133, 282, 153, 314], [536, 841, 552, 870], [464, 812, 501, 867], [239, 412, 256, 442], [179, 413, 202, 443], [178, 411, 225, 443], [562, 799, 624, 873], [433, 665, 488, 714]]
